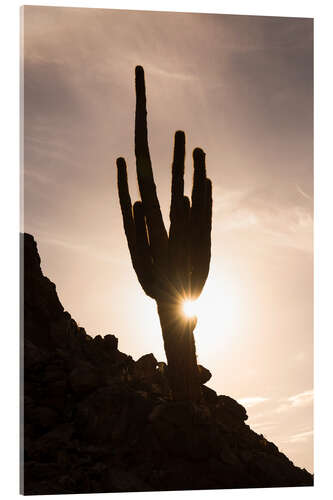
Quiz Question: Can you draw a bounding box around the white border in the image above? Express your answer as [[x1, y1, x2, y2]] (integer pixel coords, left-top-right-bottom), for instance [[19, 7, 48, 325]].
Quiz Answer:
[[1, 1, 332, 499]]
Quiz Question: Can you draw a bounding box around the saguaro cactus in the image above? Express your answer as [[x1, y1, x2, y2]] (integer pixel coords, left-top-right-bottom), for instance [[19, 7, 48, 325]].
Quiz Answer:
[[116, 66, 212, 401]]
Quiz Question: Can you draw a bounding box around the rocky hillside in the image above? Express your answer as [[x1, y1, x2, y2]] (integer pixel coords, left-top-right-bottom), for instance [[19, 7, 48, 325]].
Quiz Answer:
[[22, 233, 313, 494]]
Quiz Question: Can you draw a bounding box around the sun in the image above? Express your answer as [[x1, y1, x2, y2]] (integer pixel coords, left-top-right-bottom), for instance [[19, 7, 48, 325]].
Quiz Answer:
[[182, 299, 197, 318]]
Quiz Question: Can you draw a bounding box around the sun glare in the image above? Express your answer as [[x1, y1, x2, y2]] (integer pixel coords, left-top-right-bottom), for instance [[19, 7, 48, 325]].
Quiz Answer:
[[183, 299, 197, 318], [178, 264, 242, 360]]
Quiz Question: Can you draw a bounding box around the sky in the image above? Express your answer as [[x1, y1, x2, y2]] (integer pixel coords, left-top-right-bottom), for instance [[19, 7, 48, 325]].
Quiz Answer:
[[22, 6, 313, 472]]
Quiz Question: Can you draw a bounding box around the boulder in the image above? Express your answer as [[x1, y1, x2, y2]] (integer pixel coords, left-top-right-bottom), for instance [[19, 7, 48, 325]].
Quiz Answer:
[[135, 353, 158, 380], [202, 385, 218, 405], [215, 395, 248, 424], [69, 360, 101, 395], [103, 334, 118, 351], [28, 406, 59, 429], [198, 364, 212, 384]]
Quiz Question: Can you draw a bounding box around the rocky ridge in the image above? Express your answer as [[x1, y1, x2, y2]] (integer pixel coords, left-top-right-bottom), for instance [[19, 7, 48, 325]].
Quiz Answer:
[[22, 233, 313, 494]]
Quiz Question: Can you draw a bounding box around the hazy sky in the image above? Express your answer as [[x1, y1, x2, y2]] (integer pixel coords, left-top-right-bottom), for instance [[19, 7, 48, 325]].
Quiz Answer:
[[23, 6, 313, 472]]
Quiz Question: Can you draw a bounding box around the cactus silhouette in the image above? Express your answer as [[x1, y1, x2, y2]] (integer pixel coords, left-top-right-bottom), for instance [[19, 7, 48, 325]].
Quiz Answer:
[[116, 66, 212, 401]]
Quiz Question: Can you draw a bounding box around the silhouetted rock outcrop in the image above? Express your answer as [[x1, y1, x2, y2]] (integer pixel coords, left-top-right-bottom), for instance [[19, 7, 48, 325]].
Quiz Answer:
[[22, 233, 313, 494]]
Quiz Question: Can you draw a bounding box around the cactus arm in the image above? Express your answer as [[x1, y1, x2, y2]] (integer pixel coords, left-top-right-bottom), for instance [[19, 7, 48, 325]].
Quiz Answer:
[[135, 66, 168, 267], [169, 130, 187, 291], [181, 195, 191, 296], [204, 178, 212, 253], [200, 178, 212, 290], [116, 157, 156, 298], [170, 130, 185, 223], [190, 148, 210, 297], [191, 148, 207, 212], [116, 157, 137, 263], [133, 201, 156, 298]]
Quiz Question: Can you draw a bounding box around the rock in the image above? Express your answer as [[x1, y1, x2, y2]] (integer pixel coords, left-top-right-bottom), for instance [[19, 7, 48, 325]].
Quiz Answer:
[[202, 385, 218, 405], [198, 364, 212, 384], [103, 334, 118, 351], [149, 400, 195, 427], [23, 234, 64, 349], [22, 233, 314, 494], [69, 360, 101, 395], [135, 353, 158, 380], [220, 443, 240, 466], [43, 364, 65, 384], [104, 467, 150, 492], [24, 461, 62, 482], [215, 395, 248, 425], [49, 315, 72, 346], [28, 406, 59, 429], [75, 385, 130, 442], [238, 449, 253, 464], [24, 339, 48, 371], [29, 424, 74, 461]]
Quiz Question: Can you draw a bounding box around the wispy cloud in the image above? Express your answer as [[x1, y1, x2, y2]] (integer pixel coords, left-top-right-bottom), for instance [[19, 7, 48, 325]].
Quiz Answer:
[[212, 187, 251, 215], [40, 236, 120, 264], [212, 184, 313, 253], [296, 184, 312, 201], [238, 396, 269, 408], [251, 421, 277, 433], [143, 63, 197, 82], [276, 389, 313, 413], [288, 430, 313, 443], [24, 168, 53, 185], [288, 390, 314, 408]]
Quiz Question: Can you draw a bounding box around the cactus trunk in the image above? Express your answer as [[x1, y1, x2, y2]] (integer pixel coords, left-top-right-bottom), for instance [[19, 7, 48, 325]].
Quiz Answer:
[[157, 301, 201, 402]]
